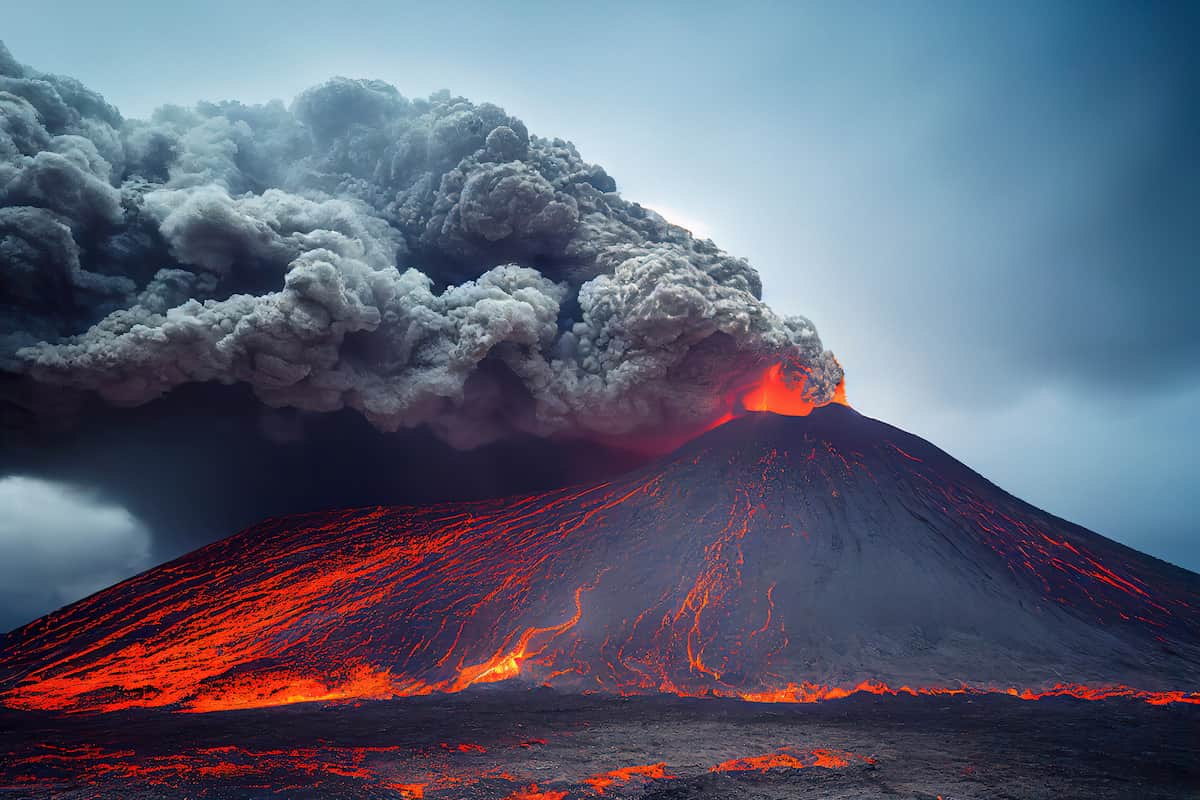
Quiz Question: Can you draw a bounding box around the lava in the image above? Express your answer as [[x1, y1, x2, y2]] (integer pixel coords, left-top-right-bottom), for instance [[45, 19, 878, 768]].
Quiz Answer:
[[583, 762, 673, 794], [502, 787, 567, 800], [0, 741, 426, 794], [186, 661, 399, 713], [599, 360, 845, 455], [2, 406, 1197, 717], [737, 359, 850, 418], [741, 362, 821, 416], [710, 747, 875, 773], [0, 738, 875, 798]]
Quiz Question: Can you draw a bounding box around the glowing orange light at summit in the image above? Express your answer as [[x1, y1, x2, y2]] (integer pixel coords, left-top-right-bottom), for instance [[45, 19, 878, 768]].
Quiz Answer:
[[739, 362, 848, 417]]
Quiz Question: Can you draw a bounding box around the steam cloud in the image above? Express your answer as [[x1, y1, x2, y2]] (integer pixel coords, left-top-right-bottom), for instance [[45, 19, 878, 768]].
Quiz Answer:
[[0, 41, 840, 447]]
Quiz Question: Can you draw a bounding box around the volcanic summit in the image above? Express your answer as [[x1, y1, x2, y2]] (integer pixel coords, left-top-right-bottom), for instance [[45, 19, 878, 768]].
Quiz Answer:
[[3, 404, 1197, 715]]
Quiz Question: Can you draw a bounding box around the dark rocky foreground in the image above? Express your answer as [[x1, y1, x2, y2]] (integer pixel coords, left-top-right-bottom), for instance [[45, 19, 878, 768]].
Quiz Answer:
[[1, 690, 1197, 799]]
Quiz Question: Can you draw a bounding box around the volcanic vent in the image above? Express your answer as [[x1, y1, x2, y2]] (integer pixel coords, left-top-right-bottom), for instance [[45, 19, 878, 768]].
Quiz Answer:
[[2, 406, 1198, 713]]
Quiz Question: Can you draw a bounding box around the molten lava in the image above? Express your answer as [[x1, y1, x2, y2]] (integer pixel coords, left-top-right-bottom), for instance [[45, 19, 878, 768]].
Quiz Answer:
[[738, 360, 849, 418], [742, 363, 819, 416], [0, 739, 877, 798], [583, 762, 673, 794], [502, 786, 567, 800], [710, 747, 874, 773], [2, 405, 1198, 716], [597, 360, 846, 456]]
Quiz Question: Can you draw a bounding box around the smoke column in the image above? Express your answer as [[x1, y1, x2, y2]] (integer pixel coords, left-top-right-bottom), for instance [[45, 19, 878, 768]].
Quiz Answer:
[[0, 40, 839, 448]]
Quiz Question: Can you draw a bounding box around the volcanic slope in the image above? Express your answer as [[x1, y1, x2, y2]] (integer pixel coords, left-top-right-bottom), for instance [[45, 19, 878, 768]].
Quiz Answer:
[[2, 405, 1198, 714]]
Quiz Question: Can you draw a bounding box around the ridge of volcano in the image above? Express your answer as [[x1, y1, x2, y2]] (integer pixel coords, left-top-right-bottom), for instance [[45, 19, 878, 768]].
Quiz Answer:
[[2, 405, 1198, 714]]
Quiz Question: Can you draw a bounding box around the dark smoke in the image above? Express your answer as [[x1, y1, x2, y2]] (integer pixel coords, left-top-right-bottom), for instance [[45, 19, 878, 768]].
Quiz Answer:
[[0, 40, 840, 448]]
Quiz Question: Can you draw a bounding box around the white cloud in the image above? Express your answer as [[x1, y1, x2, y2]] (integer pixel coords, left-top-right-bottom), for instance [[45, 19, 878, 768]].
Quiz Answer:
[[0, 476, 152, 631], [643, 202, 715, 242]]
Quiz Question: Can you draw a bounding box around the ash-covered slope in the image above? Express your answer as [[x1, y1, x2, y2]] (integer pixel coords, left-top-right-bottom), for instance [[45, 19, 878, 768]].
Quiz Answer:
[[3, 406, 1198, 713]]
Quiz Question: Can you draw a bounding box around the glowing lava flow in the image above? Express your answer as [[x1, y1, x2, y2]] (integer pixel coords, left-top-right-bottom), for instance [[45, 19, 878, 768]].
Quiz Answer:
[[2, 404, 1198, 715], [0, 742, 874, 798], [502, 787, 568, 800], [729, 680, 1200, 706], [710, 747, 875, 773], [739, 361, 849, 418], [583, 762, 673, 794]]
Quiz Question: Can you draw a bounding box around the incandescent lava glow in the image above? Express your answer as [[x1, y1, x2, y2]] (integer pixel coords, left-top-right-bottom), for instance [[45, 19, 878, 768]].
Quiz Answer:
[[739, 362, 849, 418], [0, 740, 879, 796], [584, 763, 674, 794], [579, 361, 843, 456], [710, 747, 875, 773], [2, 404, 1198, 716], [502, 786, 568, 800]]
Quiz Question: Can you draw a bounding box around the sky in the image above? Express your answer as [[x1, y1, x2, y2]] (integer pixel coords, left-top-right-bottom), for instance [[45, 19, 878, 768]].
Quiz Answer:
[[0, 0, 1196, 628]]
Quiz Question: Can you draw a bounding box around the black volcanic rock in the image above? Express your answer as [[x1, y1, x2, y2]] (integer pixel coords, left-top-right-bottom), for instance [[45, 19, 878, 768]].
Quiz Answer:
[[2, 406, 1198, 714]]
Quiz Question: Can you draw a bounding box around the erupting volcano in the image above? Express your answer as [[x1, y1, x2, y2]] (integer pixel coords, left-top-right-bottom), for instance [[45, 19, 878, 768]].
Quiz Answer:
[[3, 369, 1197, 717]]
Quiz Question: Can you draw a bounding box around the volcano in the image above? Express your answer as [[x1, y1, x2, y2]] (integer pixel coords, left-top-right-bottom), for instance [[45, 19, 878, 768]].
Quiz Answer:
[[2, 405, 1198, 715]]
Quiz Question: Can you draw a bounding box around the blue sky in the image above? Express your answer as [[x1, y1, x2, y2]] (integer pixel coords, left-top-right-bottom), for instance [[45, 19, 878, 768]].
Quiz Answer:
[[3, 1, 1196, 583]]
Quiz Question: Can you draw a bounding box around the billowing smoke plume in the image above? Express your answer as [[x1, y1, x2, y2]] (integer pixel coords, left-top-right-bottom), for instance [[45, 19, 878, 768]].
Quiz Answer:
[[0, 41, 840, 448]]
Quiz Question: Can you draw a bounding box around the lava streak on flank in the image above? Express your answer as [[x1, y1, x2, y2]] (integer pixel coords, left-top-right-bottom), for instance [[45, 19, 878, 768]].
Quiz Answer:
[[2, 404, 1198, 715]]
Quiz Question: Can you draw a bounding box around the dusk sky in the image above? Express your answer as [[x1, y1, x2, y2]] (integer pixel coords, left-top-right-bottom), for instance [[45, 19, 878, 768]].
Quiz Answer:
[[1, 1, 1196, 629]]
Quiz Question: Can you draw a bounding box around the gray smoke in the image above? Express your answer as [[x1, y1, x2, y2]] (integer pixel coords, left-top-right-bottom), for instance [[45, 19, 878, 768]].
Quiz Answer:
[[0, 41, 841, 448]]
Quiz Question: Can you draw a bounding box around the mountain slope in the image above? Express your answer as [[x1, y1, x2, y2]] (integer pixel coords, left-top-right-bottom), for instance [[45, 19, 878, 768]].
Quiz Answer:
[[3, 405, 1198, 713]]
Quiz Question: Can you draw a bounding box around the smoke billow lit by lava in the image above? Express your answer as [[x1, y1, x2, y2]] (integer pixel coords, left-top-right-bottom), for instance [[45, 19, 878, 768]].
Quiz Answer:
[[0, 38, 844, 451], [610, 359, 850, 456], [740, 362, 849, 418]]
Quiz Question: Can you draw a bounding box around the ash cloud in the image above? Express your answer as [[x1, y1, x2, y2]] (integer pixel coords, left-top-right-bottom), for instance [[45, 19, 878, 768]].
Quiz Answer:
[[0, 41, 840, 447]]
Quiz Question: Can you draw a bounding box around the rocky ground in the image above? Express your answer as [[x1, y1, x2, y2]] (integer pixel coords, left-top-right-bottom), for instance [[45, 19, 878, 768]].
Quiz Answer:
[[1, 690, 1196, 799]]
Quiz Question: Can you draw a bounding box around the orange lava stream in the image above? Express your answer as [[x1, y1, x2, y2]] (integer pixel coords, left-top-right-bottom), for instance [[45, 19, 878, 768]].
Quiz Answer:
[[186, 662, 399, 713], [710, 747, 874, 773], [727, 679, 1200, 706], [584, 762, 673, 794], [1, 743, 872, 797], [501, 786, 568, 800], [447, 583, 593, 691]]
